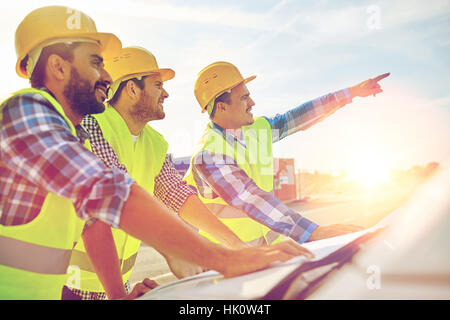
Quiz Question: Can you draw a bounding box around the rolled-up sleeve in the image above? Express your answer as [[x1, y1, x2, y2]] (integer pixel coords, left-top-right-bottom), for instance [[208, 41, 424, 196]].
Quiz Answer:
[[153, 155, 198, 213], [0, 94, 134, 228]]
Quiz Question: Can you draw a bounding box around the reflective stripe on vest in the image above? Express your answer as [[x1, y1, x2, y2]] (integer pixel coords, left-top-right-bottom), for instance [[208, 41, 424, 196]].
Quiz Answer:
[[0, 88, 85, 299], [184, 117, 283, 246], [70, 250, 138, 275], [69, 105, 168, 292], [0, 236, 72, 274]]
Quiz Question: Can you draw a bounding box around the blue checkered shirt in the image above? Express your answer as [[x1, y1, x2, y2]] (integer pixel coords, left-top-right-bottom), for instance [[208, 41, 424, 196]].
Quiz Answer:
[[192, 88, 352, 243], [0, 88, 134, 227]]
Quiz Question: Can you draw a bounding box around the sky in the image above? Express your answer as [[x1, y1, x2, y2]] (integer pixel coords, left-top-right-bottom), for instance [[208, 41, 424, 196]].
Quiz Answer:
[[1, 0, 449, 174]]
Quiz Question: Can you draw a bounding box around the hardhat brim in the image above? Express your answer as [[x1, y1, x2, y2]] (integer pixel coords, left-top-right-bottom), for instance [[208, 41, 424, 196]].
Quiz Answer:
[[16, 31, 122, 78], [201, 75, 256, 113], [116, 68, 175, 83], [158, 68, 175, 82]]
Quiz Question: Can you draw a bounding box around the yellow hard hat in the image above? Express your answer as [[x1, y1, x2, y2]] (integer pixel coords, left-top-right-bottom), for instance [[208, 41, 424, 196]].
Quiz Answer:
[[194, 61, 256, 113], [105, 46, 175, 100], [15, 6, 122, 78]]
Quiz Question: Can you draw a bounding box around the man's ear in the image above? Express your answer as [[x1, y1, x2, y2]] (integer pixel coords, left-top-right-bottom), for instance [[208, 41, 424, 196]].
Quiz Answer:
[[46, 54, 70, 81], [216, 101, 227, 113], [125, 80, 139, 101]]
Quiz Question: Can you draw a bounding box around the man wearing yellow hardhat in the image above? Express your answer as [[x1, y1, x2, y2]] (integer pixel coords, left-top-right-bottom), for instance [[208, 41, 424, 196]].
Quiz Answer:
[[185, 61, 389, 246], [65, 46, 261, 300], [0, 6, 312, 300]]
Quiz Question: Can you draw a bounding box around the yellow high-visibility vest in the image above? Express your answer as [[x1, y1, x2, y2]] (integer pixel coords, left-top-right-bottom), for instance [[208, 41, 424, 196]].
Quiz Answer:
[[184, 117, 283, 246], [69, 105, 168, 293], [0, 88, 85, 299]]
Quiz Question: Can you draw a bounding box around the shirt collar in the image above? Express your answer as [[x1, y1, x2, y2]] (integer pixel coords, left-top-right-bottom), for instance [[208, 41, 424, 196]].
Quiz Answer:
[[76, 123, 90, 144]]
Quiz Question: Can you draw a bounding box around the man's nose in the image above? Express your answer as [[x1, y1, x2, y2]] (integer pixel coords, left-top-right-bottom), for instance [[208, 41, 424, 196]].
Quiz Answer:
[[100, 67, 113, 87], [162, 87, 169, 99]]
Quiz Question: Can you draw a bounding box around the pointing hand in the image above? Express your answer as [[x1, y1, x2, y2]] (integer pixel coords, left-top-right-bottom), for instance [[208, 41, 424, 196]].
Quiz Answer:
[[349, 73, 390, 98]]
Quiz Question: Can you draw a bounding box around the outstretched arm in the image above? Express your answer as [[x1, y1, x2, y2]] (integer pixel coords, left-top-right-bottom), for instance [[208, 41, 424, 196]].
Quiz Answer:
[[193, 151, 318, 243], [267, 73, 390, 142], [193, 151, 363, 243], [267, 88, 352, 142]]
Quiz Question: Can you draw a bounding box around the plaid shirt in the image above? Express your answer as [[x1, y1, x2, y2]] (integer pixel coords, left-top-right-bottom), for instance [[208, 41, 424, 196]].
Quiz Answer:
[[82, 115, 197, 214], [192, 88, 352, 243], [63, 281, 131, 300], [0, 88, 134, 228]]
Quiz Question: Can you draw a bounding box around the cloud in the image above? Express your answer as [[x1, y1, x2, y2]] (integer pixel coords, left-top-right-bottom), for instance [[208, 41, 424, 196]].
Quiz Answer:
[[82, 0, 273, 31], [246, 0, 450, 50]]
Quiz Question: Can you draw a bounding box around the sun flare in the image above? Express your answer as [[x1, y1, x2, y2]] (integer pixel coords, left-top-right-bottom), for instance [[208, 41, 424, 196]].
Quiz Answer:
[[347, 150, 392, 188]]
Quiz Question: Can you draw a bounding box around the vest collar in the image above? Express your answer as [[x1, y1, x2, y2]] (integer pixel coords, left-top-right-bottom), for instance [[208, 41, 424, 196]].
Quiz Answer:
[[210, 121, 247, 149]]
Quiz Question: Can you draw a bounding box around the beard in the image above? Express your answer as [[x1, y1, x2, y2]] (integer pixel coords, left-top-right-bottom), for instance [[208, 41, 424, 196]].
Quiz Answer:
[[130, 90, 165, 122], [63, 67, 106, 117]]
